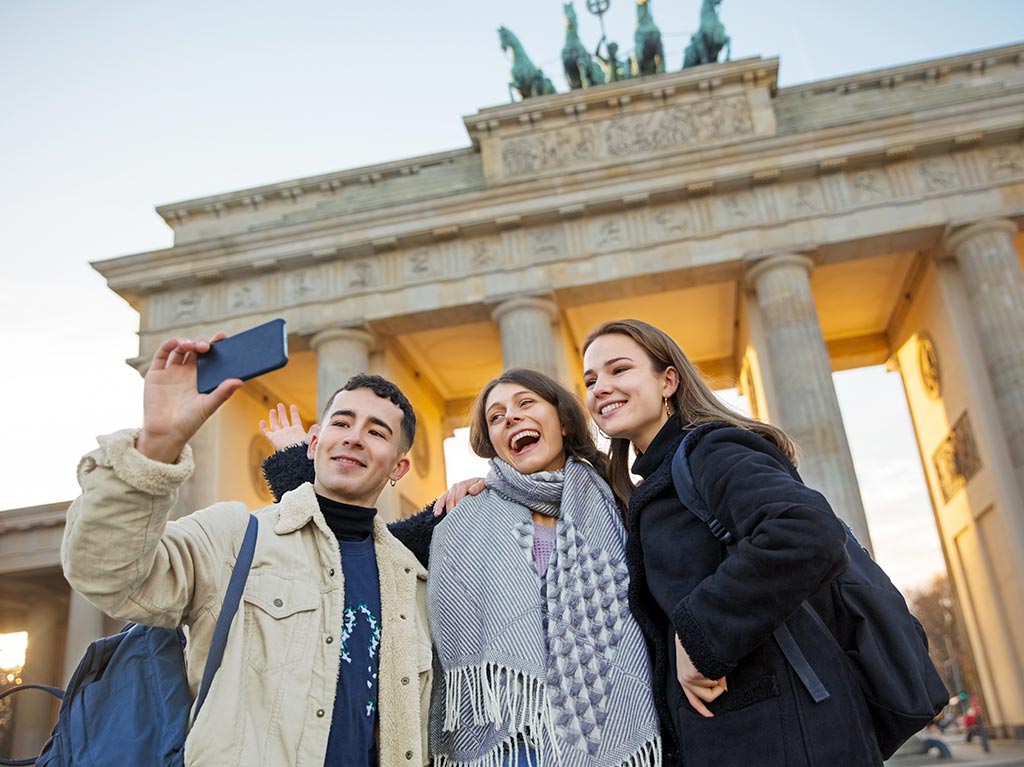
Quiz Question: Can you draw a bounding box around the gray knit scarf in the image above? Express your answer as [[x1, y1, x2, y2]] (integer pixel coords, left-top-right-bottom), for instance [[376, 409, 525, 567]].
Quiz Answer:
[[428, 457, 661, 767]]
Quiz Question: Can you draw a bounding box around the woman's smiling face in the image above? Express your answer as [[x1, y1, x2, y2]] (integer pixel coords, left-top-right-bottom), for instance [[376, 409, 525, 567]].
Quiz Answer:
[[583, 332, 678, 452], [484, 383, 566, 475]]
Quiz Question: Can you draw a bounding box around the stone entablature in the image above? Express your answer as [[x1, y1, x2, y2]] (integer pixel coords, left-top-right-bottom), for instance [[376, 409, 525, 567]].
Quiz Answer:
[[102, 134, 1024, 348]]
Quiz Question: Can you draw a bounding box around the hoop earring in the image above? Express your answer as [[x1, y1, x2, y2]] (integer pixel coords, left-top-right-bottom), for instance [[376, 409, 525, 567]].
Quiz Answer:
[[389, 478, 397, 488]]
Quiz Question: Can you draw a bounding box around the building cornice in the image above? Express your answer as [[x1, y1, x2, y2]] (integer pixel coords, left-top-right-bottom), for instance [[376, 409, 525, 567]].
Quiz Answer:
[[93, 86, 1024, 299]]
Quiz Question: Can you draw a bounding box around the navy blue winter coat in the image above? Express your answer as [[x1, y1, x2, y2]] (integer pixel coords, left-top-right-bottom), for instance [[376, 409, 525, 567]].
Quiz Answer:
[[627, 416, 882, 767]]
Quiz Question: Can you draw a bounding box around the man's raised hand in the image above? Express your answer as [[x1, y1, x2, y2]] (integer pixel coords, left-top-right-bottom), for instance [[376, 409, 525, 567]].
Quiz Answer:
[[136, 335, 243, 463]]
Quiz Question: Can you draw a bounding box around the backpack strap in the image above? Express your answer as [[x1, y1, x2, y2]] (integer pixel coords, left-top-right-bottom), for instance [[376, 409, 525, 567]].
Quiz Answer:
[[192, 514, 259, 722], [670, 426, 830, 704], [0, 686, 65, 765]]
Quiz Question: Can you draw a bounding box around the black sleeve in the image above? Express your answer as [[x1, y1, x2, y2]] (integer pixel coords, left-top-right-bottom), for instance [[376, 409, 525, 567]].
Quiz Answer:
[[261, 444, 315, 503], [387, 504, 442, 569], [670, 427, 849, 680]]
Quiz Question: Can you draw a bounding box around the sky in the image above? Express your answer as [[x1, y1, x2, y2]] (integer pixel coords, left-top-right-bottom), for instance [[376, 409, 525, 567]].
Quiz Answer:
[[1, 0, 1019, 592]]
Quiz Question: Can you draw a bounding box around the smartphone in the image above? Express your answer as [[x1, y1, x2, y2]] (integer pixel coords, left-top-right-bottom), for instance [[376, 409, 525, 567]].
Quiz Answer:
[[196, 318, 289, 393]]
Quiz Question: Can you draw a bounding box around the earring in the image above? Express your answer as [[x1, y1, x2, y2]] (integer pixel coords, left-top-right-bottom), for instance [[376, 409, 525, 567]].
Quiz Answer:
[[664, 397, 672, 416], [389, 478, 397, 488]]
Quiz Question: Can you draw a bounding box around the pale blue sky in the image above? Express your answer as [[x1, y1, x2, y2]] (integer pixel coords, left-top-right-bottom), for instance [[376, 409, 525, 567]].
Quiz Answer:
[[1, 1, 1019, 590]]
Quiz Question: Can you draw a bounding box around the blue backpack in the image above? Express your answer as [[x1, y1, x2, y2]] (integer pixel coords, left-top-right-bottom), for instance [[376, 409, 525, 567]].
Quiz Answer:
[[0, 515, 258, 767], [671, 423, 948, 760]]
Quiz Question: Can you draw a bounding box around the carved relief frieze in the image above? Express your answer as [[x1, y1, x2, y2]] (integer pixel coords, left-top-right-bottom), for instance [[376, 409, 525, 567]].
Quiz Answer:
[[169, 289, 206, 325], [228, 279, 264, 315], [985, 144, 1024, 180], [499, 94, 755, 178], [783, 181, 827, 217], [714, 191, 759, 229], [283, 267, 323, 304], [589, 215, 628, 253], [465, 238, 503, 271], [526, 226, 566, 263], [404, 248, 442, 282], [917, 158, 960, 193], [648, 205, 694, 241], [345, 258, 378, 291], [848, 169, 893, 205]]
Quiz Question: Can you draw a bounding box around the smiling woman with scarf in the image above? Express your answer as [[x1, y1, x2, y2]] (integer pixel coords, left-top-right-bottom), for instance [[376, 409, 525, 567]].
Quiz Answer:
[[429, 368, 660, 767]]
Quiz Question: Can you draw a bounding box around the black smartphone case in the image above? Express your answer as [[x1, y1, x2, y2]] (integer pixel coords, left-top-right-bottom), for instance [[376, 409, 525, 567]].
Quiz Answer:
[[196, 318, 288, 393]]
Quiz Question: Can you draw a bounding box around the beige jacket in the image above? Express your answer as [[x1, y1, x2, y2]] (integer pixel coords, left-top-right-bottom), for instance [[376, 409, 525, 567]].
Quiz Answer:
[[62, 429, 431, 767]]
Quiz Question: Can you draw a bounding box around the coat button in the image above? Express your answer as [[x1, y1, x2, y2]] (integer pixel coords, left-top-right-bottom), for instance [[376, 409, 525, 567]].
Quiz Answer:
[[326, 636, 334, 644], [404, 567, 411, 574], [316, 708, 325, 718], [273, 598, 283, 608], [401, 676, 410, 685], [400, 614, 406, 620], [405, 751, 413, 760], [329, 568, 335, 577]]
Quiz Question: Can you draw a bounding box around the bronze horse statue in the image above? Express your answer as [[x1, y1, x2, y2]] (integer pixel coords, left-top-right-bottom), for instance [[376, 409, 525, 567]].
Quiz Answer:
[[499, 26, 557, 100], [632, 0, 665, 76], [562, 2, 605, 89], [683, 0, 731, 68]]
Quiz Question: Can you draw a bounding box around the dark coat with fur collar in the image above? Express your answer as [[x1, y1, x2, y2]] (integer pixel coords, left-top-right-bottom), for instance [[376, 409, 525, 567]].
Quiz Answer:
[[627, 417, 881, 767]]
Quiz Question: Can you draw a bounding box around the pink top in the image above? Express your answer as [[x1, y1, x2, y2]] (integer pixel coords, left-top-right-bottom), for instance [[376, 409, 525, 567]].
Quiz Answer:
[[532, 521, 557, 576]]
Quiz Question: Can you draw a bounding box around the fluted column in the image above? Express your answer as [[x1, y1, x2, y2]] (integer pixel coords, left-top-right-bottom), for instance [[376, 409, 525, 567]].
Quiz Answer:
[[491, 298, 560, 379], [746, 254, 873, 552], [310, 328, 374, 414], [944, 219, 1024, 504], [62, 592, 105, 685]]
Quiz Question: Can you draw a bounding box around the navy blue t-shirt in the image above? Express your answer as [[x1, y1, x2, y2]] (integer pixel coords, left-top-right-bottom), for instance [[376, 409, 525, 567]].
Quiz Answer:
[[318, 496, 382, 767]]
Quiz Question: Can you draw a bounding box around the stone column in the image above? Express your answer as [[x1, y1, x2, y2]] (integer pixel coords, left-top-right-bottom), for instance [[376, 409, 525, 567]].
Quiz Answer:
[[12, 601, 62, 760], [943, 219, 1024, 506], [310, 328, 374, 414], [62, 592, 105, 685], [491, 298, 560, 379], [746, 254, 873, 552]]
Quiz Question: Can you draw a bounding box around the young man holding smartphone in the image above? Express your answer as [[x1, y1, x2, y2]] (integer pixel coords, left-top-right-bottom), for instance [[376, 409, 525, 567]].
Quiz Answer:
[[62, 334, 431, 766]]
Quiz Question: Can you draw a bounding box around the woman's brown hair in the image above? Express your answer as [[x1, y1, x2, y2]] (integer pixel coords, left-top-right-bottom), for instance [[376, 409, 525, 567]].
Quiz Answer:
[[582, 319, 797, 505], [468, 368, 615, 498]]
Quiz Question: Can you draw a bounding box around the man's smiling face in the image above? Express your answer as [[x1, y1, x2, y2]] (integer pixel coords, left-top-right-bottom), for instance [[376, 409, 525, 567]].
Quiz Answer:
[[308, 387, 410, 507]]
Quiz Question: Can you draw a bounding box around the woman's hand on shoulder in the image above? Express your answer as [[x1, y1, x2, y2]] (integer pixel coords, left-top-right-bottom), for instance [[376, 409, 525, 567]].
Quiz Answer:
[[259, 403, 317, 452], [674, 635, 727, 718], [432, 478, 485, 517]]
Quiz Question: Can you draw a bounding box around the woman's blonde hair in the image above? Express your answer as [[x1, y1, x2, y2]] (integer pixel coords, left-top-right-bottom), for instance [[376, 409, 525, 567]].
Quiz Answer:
[[582, 319, 796, 505]]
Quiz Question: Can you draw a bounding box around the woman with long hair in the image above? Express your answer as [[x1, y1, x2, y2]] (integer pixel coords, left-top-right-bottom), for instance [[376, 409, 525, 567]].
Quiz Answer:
[[580, 319, 880, 767], [429, 367, 660, 767]]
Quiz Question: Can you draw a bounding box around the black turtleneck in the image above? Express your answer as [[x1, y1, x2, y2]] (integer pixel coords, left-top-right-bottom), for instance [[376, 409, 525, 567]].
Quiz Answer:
[[631, 413, 683, 480], [315, 493, 375, 542]]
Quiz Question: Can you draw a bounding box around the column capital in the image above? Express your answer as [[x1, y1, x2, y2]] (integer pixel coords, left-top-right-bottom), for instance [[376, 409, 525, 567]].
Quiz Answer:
[[744, 253, 814, 290], [943, 218, 1018, 256], [491, 296, 558, 324], [310, 326, 375, 352]]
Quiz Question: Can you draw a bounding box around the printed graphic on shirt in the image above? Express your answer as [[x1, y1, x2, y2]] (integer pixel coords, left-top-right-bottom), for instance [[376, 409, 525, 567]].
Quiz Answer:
[[340, 602, 381, 716]]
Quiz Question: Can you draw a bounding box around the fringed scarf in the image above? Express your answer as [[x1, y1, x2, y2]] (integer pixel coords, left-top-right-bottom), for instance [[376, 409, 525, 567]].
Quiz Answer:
[[428, 457, 661, 767]]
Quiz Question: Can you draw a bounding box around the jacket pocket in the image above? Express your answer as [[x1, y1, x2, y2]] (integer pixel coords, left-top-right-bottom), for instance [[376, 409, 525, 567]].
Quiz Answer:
[[242, 572, 320, 671], [677, 675, 785, 767]]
